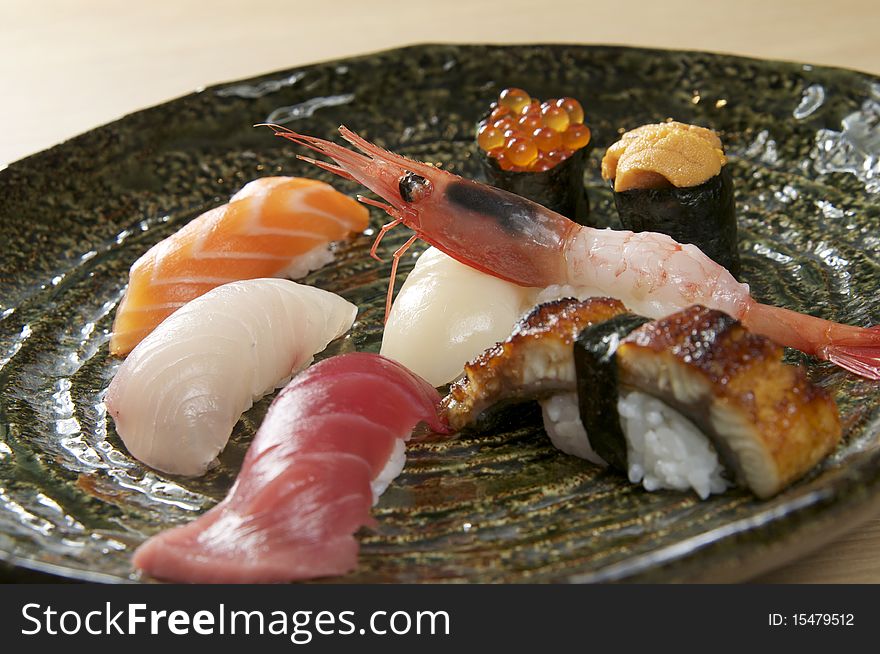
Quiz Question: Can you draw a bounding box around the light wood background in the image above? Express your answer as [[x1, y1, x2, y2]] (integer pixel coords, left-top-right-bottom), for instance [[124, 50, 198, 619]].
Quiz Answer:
[[3, 0, 880, 582]]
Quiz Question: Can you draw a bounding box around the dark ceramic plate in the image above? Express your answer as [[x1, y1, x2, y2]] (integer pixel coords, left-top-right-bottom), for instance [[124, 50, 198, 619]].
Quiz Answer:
[[2, 44, 880, 583]]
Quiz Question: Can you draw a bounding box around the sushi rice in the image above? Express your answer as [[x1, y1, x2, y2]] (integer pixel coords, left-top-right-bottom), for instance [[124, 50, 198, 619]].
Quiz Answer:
[[540, 394, 606, 465], [277, 243, 336, 280], [542, 390, 728, 499], [370, 439, 407, 504], [617, 390, 728, 499]]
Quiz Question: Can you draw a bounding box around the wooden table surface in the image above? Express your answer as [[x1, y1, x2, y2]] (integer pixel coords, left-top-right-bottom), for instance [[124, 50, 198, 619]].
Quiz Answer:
[[3, 0, 880, 583]]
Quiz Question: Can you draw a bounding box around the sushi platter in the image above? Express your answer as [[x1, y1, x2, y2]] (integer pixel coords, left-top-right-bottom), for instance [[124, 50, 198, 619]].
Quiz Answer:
[[2, 44, 880, 582]]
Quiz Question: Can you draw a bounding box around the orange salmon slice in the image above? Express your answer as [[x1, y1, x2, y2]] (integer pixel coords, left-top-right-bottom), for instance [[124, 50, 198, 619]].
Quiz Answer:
[[110, 177, 369, 356]]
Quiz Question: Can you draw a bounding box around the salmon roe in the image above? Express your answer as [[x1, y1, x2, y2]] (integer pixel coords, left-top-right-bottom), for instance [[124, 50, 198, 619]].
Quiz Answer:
[[498, 88, 531, 114], [555, 97, 584, 125], [562, 123, 591, 150], [532, 127, 562, 152], [477, 124, 505, 151], [505, 137, 539, 167], [518, 113, 543, 132], [489, 105, 511, 122], [477, 88, 589, 172], [540, 102, 570, 132]]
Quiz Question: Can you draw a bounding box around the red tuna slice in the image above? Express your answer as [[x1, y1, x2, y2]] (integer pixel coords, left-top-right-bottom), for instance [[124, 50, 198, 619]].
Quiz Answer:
[[241, 414, 400, 486], [133, 453, 372, 583], [283, 352, 448, 427], [132, 353, 449, 583], [261, 374, 434, 444]]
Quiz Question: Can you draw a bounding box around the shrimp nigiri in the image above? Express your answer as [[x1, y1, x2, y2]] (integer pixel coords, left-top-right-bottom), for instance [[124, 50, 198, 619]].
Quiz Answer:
[[133, 353, 449, 583], [266, 125, 880, 380], [110, 176, 368, 356]]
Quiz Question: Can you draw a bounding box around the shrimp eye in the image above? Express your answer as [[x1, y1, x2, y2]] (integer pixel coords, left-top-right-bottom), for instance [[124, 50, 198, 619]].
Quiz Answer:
[[399, 172, 433, 203]]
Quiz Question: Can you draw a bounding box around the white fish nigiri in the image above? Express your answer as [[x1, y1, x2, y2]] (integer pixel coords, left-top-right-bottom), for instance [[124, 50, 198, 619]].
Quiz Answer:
[[380, 247, 540, 386], [105, 278, 356, 476]]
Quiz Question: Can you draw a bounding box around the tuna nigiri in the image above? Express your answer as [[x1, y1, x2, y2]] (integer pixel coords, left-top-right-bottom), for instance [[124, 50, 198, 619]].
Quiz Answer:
[[133, 353, 449, 584], [105, 278, 356, 476], [109, 176, 368, 355]]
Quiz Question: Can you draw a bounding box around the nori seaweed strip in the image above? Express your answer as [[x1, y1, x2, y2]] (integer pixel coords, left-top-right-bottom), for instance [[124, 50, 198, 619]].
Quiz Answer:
[[574, 313, 650, 470], [612, 166, 740, 277], [478, 146, 592, 225]]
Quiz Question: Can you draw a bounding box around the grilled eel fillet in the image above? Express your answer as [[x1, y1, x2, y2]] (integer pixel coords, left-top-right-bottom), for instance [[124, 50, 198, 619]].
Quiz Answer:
[[441, 298, 841, 498], [441, 297, 627, 431], [618, 305, 841, 497]]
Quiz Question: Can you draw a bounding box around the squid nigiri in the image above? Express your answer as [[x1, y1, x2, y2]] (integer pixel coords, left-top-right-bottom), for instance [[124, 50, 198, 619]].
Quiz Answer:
[[110, 176, 368, 355], [381, 246, 540, 386], [105, 278, 356, 476], [133, 353, 449, 584]]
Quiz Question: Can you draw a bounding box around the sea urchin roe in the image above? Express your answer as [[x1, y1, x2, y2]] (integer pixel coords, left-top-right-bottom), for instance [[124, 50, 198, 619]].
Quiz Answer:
[[478, 89, 590, 172], [602, 121, 727, 191]]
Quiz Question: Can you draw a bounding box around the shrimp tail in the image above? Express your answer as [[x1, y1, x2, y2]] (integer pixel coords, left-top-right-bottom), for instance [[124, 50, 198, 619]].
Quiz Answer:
[[820, 344, 880, 380], [744, 302, 880, 379]]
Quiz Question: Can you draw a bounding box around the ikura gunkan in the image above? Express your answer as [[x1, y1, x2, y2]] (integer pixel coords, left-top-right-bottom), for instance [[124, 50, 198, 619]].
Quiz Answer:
[[476, 88, 592, 224]]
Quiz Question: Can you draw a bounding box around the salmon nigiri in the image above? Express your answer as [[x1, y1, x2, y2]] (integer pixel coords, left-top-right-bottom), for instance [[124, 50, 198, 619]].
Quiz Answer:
[[109, 176, 369, 356]]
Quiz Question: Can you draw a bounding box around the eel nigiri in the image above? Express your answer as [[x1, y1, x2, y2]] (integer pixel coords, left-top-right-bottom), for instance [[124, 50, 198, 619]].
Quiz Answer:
[[442, 298, 841, 499], [105, 278, 356, 476], [133, 353, 449, 584], [110, 176, 368, 355]]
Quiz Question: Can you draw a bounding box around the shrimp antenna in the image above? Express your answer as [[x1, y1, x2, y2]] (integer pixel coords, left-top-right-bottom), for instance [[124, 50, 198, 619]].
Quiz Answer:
[[296, 155, 356, 181], [258, 123, 377, 186], [259, 122, 429, 323], [337, 125, 440, 180]]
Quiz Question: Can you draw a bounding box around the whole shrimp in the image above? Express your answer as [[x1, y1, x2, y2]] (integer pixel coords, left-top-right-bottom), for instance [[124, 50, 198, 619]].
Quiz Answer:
[[266, 124, 880, 380]]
